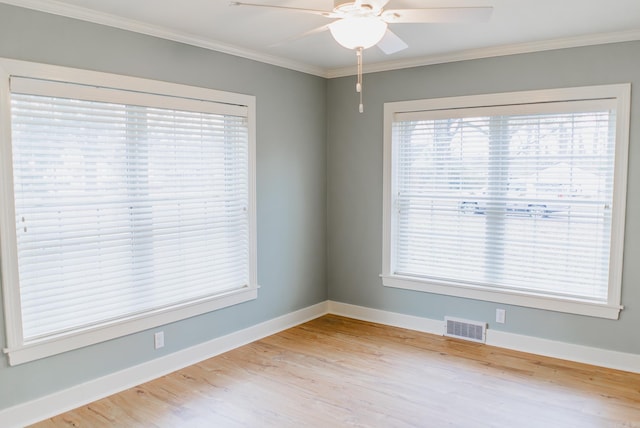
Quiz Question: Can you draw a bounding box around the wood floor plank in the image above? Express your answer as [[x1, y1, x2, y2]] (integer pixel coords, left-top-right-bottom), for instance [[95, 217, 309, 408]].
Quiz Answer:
[[29, 315, 640, 427]]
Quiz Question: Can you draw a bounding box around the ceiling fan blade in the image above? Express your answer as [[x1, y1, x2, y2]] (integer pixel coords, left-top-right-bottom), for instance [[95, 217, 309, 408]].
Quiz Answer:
[[230, 1, 339, 18], [376, 29, 408, 55], [382, 7, 493, 24], [269, 24, 330, 48]]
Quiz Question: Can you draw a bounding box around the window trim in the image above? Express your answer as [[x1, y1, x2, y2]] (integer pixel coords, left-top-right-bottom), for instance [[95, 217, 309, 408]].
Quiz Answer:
[[0, 58, 258, 365], [382, 84, 631, 320]]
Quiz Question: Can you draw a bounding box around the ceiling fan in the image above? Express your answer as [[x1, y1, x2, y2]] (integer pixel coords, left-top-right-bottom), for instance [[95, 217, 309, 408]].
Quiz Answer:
[[230, 1, 493, 112]]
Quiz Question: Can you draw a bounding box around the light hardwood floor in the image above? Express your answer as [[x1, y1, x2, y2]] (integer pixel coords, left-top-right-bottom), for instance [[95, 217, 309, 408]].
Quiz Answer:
[[31, 315, 640, 427]]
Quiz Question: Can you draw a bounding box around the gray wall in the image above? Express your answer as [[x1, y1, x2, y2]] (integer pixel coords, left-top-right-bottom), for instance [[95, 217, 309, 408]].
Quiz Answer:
[[0, 4, 327, 410], [327, 42, 640, 354]]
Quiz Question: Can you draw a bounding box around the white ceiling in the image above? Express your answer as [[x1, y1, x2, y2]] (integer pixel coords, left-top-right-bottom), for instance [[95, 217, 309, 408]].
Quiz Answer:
[[4, 0, 640, 77]]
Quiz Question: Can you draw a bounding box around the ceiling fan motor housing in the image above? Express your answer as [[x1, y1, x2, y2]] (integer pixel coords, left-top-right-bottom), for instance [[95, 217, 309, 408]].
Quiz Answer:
[[333, 1, 381, 15]]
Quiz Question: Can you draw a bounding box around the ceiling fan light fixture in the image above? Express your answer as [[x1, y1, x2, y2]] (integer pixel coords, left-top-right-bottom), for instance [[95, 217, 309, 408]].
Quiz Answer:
[[329, 17, 388, 49]]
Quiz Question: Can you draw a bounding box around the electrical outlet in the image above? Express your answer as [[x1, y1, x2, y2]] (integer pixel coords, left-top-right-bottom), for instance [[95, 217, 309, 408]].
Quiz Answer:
[[495, 308, 506, 324], [154, 331, 165, 349]]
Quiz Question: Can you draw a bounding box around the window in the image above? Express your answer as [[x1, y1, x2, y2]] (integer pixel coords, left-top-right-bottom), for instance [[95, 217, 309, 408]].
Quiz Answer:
[[382, 85, 630, 319], [0, 59, 257, 365]]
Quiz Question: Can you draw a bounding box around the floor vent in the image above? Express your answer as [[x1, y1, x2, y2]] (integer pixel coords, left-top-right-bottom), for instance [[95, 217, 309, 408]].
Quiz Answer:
[[444, 317, 487, 343]]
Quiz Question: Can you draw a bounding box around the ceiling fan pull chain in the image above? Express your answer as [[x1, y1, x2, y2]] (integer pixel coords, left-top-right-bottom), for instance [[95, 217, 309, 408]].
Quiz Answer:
[[356, 47, 362, 93], [357, 47, 364, 113]]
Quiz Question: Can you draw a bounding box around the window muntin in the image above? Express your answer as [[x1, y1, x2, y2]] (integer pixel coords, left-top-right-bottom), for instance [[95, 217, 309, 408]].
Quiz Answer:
[[383, 86, 630, 319], [0, 61, 257, 364]]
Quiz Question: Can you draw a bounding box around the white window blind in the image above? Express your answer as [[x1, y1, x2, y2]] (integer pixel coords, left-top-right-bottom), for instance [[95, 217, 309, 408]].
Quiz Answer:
[[1, 66, 256, 364], [383, 86, 630, 319]]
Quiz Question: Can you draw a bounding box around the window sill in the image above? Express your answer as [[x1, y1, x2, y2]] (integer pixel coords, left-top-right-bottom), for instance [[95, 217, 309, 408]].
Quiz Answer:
[[3, 285, 258, 366], [381, 274, 622, 320]]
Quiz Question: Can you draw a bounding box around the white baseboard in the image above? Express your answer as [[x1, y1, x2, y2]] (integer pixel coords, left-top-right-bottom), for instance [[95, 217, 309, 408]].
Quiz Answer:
[[328, 300, 443, 335], [4, 299, 640, 427], [486, 329, 640, 374], [0, 301, 329, 428], [328, 300, 640, 374]]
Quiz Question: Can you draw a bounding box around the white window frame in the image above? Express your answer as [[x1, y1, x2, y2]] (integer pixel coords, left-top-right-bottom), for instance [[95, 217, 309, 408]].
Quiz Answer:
[[0, 58, 258, 365], [382, 85, 631, 320]]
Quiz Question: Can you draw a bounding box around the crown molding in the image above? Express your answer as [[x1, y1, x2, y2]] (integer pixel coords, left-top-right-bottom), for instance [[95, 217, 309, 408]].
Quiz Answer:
[[326, 28, 640, 78], [3, 1, 640, 80], [0, 0, 328, 77]]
